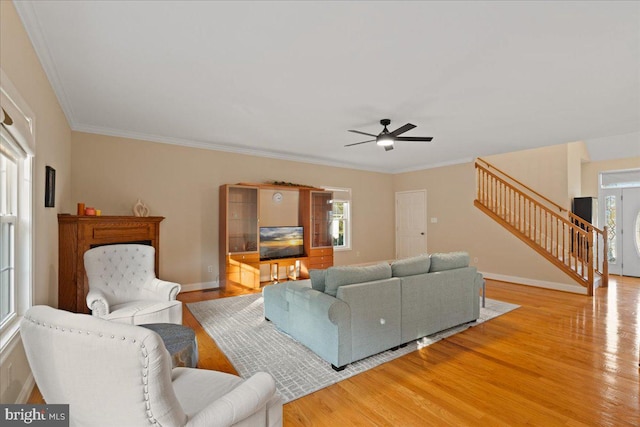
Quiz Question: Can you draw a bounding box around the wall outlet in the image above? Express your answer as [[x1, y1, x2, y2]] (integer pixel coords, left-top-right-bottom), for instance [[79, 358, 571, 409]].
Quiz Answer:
[[207, 265, 214, 273]]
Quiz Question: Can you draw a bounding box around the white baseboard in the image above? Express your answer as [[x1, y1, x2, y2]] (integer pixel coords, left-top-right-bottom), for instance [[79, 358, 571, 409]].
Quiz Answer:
[[0, 332, 35, 404], [16, 374, 35, 404], [481, 272, 588, 295], [181, 281, 220, 293]]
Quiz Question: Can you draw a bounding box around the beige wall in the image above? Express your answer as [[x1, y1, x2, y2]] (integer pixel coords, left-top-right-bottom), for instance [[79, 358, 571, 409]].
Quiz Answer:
[[393, 161, 574, 286], [1, 1, 72, 403], [484, 143, 572, 208], [2, 0, 637, 405], [567, 141, 590, 201], [393, 142, 638, 289], [71, 132, 395, 286], [581, 157, 640, 197], [259, 189, 299, 226]]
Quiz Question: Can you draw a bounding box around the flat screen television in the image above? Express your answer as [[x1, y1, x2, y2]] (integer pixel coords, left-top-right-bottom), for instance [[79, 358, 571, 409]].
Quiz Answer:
[[259, 226, 304, 260]]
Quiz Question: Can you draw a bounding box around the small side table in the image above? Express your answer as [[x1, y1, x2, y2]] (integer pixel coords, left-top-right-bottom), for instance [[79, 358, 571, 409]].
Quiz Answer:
[[141, 323, 198, 368]]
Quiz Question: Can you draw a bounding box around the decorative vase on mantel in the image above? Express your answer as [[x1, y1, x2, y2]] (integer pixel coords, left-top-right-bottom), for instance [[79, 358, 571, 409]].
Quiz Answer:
[[133, 199, 150, 217]]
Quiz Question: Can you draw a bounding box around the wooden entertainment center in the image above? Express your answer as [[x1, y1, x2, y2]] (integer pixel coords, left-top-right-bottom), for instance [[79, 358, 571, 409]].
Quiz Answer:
[[219, 183, 334, 288]]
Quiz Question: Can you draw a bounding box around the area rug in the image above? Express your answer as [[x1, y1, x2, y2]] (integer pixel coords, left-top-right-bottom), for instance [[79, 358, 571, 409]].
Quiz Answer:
[[187, 294, 519, 403]]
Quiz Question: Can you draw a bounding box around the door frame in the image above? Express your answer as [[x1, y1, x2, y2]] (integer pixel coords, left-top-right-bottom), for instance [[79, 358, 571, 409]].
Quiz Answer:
[[395, 189, 428, 259], [598, 169, 640, 277]]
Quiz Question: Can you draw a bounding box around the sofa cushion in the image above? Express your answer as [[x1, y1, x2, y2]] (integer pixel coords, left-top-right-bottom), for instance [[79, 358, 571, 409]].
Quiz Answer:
[[309, 269, 327, 292], [429, 252, 470, 272], [391, 254, 431, 277], [324, 263, 392, 297]]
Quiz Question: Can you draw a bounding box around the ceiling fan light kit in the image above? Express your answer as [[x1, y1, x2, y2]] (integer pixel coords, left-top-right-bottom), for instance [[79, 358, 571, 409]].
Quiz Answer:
[[346, 119, 433, 152], [376, 135, 394, 147]]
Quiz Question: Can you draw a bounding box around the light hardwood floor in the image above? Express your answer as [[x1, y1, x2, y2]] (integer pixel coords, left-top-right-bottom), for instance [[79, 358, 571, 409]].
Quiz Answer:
[[30, 276, 640, 426]]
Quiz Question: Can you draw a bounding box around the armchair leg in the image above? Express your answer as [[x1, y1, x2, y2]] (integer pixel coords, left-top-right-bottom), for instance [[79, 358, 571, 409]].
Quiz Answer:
[[331, 364, 346, 372]]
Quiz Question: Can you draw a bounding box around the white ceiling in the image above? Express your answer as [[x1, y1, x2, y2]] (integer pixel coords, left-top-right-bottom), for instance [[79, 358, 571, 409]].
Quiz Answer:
[[14, 1, 640, 173]]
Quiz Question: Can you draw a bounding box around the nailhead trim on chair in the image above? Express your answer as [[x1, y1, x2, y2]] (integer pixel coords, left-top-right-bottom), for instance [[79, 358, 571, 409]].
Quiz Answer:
[[24, 314, 159, 425], [91, 246, 152, 295]]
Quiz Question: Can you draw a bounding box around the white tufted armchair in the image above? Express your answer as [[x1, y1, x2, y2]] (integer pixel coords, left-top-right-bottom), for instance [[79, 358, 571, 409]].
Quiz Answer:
[[84, 244, 182, 325], [21, 306, 283, 427]]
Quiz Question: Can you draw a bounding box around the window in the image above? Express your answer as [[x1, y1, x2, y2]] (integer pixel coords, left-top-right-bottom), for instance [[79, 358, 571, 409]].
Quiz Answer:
[[332, 200, 349, 248], [326, 187, 351, 250], [600, 169, 640, 189], [0, 148, 17, 325], [604, 195, 617, 263], [635, 211, 640, 258], [1, 72, 34, 352]]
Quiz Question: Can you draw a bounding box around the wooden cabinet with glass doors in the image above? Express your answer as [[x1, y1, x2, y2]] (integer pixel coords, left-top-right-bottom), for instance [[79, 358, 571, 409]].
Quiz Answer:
[[220, 184, 334, 288], [299, 190, 334, 274], [219, 185, 260, 288]]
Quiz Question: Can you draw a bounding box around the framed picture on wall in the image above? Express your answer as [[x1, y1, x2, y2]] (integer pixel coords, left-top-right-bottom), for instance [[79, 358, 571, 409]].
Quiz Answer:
[[45, 165, 56, 208]]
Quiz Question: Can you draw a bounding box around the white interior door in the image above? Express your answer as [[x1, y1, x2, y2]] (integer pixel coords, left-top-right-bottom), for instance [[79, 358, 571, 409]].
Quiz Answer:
[[395, 190, 427, 259], [621, 187, 640, 277]]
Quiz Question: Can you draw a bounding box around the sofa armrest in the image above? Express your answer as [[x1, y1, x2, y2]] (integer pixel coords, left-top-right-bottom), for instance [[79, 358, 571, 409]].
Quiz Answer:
[[285, 284, 349, 325], [143, 278, 181, 301], [474, 272, 484, 291], [185, 372, 278, 427], [336, 278, 402, 361], [284, 284, 352, 367], [474, 271, 485, 309], [86, 289, 110, 317]]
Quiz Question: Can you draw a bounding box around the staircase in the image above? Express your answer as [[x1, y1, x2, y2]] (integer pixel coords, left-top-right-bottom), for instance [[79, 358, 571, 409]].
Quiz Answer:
[[474, 158, 608, 296]]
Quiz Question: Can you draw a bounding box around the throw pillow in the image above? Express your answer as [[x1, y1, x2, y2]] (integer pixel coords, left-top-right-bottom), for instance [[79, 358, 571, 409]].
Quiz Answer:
[[429, 252, 470, 272], [391, 254, 431, 277], [324, 262, 392, 297], [309, 269, 327, 292]]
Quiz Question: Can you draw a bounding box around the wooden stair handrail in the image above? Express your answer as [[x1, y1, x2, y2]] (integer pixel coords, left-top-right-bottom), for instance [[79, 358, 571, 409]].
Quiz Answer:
[[476, 158, 605, 236], [475, 160, 609, 294], [476, 157, 567, 213], [476, 164, 590, 235], [474, 200, 592, 291]]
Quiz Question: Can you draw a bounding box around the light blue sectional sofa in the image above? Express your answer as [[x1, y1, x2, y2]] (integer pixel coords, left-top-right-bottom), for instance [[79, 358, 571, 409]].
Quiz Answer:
[[262, 252, 483, 371]]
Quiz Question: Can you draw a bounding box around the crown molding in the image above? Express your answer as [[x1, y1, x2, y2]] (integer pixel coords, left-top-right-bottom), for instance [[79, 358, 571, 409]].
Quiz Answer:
[[72, 123, 396, 173], [73, 123, 476, 175], [392, 157, 475, 174], [13, 1, 77, 128]]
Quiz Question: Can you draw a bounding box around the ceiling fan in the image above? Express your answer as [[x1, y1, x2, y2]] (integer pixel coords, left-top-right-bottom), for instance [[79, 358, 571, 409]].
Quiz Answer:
[[345, 119, 433, 151]]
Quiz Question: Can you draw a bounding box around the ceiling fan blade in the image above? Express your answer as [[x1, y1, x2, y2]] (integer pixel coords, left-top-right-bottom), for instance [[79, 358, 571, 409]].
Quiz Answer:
[[390, 123, 416, 137], [384, 144, 394, 151], [348, 130, 378, 137], [344, 139, 376, 147], [395, 136, 433, 142]]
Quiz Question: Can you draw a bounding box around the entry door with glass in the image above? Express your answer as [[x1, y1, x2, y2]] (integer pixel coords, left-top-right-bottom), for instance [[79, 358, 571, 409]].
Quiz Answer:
[[601, 186, 640, 277]]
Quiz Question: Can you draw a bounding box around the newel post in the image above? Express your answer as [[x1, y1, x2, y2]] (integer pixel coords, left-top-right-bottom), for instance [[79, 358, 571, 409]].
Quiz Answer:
[[587, 228, 594, 296], [602, 226, 609, 287]]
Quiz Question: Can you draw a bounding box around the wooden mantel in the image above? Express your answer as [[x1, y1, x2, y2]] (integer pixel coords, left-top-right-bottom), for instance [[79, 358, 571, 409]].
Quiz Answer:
[[58, 215, 164, 313]]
